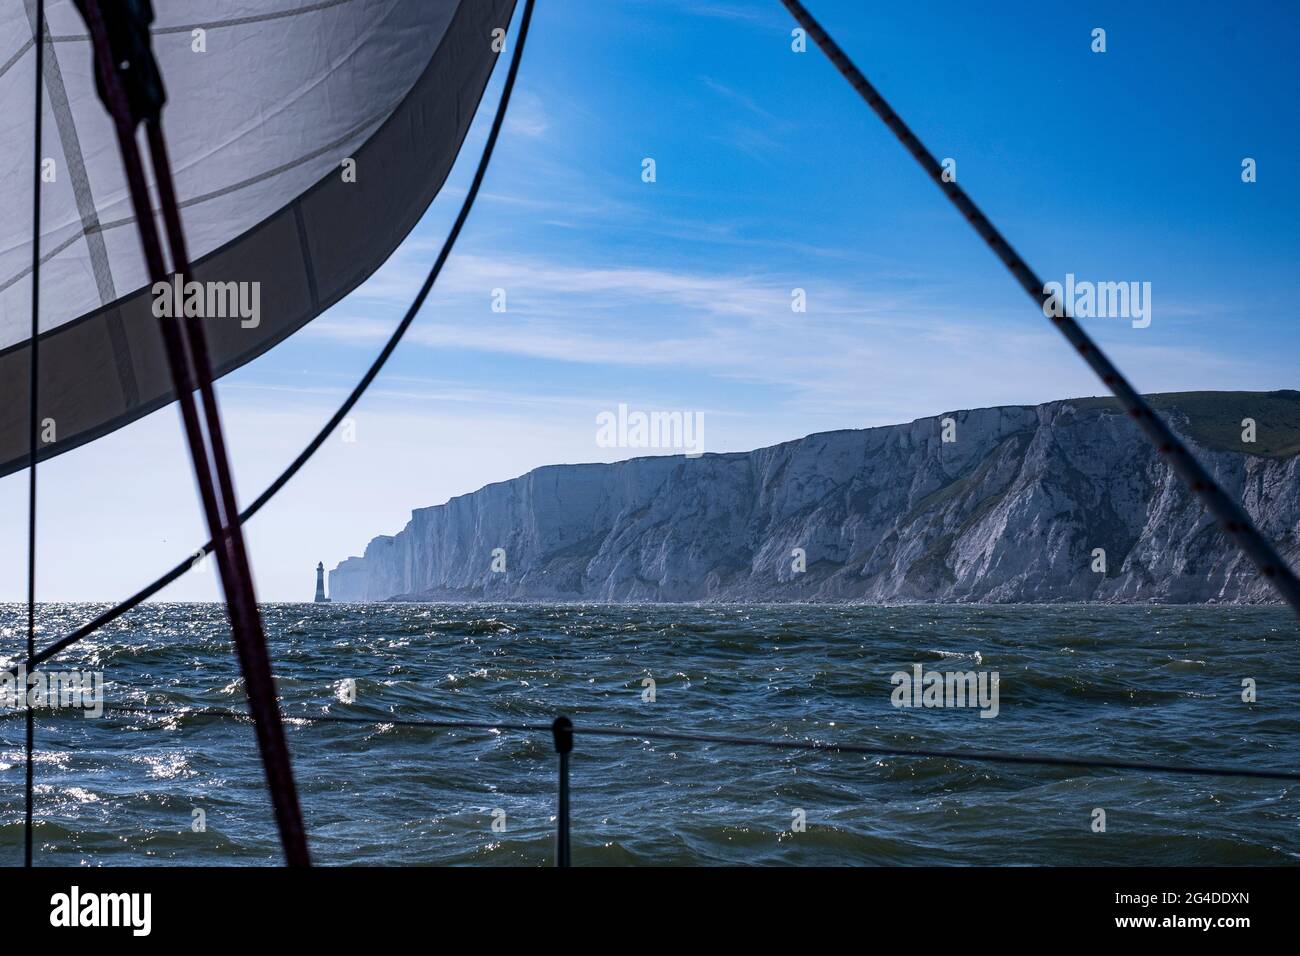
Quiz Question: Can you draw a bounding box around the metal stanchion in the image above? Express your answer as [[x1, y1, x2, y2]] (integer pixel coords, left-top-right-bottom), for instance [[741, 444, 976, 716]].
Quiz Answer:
[[551, 716, 573, 867]]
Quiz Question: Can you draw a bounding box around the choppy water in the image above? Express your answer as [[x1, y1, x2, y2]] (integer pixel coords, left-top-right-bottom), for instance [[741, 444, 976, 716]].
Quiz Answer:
[[1, 603, 1297, 866]]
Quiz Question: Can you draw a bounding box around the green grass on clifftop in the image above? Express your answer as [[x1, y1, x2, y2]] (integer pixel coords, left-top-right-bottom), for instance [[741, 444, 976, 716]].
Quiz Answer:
[[1067, 390, 1300, 458]]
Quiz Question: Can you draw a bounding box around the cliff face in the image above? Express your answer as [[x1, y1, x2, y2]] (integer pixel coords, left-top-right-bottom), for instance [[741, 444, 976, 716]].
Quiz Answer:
[[329, 391, 1300, 604]]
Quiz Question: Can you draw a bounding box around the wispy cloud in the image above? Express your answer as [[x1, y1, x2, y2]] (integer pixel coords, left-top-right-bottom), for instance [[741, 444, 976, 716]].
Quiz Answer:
[[337, 249, 923, 319], [652, 0, 788, 27], [297, 246, 1280, 430], [503, 89, 548, 139], [700, 76, 783, 124]]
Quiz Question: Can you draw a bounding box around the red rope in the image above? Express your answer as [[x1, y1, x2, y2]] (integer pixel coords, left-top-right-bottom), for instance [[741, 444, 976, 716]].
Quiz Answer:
[[77, 0, 309, 865]]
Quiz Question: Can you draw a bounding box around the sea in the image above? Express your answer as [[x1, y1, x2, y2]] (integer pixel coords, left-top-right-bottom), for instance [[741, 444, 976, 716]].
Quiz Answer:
[[1, 602, 1297, 866]]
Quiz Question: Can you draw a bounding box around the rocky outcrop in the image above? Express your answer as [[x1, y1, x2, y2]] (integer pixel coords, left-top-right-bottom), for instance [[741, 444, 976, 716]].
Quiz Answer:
[[329, 391, 1300, 604]]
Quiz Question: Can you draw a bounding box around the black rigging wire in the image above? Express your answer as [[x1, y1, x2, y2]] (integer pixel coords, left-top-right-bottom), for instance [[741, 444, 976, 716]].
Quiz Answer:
[[24, 0, 45, 870], [24, 704, 1300, 784], [5, 0, 537, 682], [776, 0, 1300, 615]]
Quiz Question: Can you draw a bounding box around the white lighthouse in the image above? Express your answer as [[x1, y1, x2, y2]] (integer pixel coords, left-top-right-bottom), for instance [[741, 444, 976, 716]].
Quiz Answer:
[[314, 562, 331, 603]]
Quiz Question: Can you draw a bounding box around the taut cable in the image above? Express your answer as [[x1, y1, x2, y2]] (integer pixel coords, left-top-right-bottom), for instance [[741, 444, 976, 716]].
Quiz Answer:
[[777, 0, 1300, 614]]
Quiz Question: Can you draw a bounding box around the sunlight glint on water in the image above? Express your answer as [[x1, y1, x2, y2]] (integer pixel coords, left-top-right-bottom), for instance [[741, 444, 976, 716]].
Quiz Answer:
[[1, 603, 1297, 866]]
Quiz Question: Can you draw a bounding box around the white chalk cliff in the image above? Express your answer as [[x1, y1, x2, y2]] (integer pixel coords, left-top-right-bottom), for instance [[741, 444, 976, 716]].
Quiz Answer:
[[329, 391, 1300, 604]]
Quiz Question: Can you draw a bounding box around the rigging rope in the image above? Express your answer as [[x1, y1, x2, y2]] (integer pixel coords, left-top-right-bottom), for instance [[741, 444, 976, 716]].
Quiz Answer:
[[776, 0, 1300, 615], [74, 0, 307, 866], [5, 0, 538, 683], [24, 0, 45, 870], [14, 704, 1298, 784]]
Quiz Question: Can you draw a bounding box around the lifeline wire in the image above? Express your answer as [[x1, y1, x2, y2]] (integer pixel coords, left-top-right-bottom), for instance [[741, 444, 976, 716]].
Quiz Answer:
[[18, 704, 1298, 784], [776, 0, 1300, 615]]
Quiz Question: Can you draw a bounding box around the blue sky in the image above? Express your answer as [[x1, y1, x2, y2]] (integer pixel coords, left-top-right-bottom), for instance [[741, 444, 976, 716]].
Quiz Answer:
[[3, 0, 1298, 601]]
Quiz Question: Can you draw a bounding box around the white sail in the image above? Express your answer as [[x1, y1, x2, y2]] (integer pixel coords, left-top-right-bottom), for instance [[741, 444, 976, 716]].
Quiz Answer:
[[0, 0, 516, 475]]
